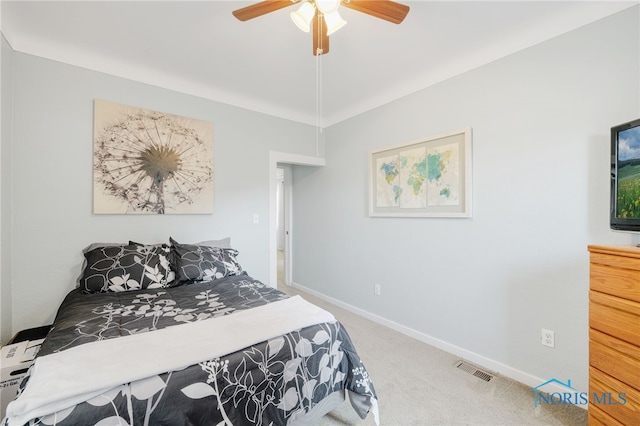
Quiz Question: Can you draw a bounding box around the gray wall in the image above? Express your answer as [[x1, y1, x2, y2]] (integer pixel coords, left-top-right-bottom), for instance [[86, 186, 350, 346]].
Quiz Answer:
[[5, 52, 319, 337], [292, 7, 639, 393], [1, 33, 14, 343]]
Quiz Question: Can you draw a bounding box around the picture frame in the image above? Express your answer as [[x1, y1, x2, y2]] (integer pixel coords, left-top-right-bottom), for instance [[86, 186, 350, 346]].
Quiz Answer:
[[369, 127, 472, 218], [93, 100, 214, 215]]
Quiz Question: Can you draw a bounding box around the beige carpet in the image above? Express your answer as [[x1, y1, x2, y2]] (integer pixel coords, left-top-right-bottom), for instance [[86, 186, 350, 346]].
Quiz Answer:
[[281, 285, 587, 426]]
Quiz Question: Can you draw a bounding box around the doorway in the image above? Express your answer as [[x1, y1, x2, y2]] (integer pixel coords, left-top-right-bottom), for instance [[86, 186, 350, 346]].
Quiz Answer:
[[268, 152, 325, 289]]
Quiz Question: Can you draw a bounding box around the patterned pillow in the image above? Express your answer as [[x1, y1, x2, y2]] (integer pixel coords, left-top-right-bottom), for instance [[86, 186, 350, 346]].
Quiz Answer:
[[75, 242, 126, 288], [170, 237, 243, 285], [79, 244, 174, 293]]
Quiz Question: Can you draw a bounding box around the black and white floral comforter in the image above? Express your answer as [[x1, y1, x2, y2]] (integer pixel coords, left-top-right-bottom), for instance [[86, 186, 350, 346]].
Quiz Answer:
[[4, 274, 377, 426]]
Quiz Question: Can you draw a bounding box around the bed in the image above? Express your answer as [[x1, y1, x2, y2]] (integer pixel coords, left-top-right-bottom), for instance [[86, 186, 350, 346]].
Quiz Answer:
[[3, 239, 378, 426]]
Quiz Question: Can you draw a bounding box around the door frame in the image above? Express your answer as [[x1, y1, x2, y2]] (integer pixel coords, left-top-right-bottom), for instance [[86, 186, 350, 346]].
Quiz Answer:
[[278, 164, 293, 286], [268, 152, 325, 288]]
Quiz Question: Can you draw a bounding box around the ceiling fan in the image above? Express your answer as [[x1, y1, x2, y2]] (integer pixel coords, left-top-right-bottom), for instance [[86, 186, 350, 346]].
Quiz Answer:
[[232, 0, 410, 56]]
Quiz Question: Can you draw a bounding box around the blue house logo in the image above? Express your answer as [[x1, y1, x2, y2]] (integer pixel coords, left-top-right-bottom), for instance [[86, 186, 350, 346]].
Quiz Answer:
[[532, 378, 584, 407], [532, 378, 626, 407]]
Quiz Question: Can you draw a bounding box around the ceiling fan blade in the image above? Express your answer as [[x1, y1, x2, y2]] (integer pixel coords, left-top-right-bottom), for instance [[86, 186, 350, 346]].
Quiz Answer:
[[312, 12, 329, 56], [341, 0, 409, 24], [232, 0, 298, 22]]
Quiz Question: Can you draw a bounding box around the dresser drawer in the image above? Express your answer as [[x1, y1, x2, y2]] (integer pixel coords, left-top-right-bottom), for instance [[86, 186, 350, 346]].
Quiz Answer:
[[590, 291, 640, 347], [590, 367, 640, 425], [590, 329, 640, 391], [590, 262, 640, 303], [588, 403, 625, 426], [590, 248, 640, 271]]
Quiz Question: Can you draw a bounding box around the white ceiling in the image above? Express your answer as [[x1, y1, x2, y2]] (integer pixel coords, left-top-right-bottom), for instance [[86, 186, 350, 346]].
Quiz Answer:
[[1, 1, 637, 126]]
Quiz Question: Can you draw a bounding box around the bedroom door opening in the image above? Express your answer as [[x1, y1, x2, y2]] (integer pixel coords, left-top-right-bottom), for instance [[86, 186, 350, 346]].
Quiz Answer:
[[276, 165, 292, 287], [269, 152, 324, 288]]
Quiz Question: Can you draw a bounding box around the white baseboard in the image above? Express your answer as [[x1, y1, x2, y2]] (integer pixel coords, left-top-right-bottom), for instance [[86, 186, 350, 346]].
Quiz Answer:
[[290, 281, 587, 409]]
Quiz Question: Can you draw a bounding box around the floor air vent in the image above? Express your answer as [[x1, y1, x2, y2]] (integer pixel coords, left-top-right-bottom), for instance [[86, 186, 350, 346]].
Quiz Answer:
[[455, 361, 494, 382]]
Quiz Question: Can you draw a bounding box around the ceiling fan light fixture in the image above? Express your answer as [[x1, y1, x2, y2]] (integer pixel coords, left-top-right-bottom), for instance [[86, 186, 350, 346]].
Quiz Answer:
[[290, 2, 316, 33], [233, 0, 410, 56], [324, 10, 347, 36], [315, 0, 341, 14]]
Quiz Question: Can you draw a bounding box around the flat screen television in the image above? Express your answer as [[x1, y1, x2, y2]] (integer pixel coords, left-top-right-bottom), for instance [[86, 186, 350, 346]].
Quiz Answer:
[[611, 118, 640, 231]]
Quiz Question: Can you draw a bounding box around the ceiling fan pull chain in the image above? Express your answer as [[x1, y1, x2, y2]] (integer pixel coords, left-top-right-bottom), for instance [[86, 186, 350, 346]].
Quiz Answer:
[[315, 49, 322, 156]]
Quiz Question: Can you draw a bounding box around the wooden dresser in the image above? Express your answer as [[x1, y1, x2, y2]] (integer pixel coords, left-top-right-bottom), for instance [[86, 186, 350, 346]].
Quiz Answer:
[[588, 245, 640, 425]]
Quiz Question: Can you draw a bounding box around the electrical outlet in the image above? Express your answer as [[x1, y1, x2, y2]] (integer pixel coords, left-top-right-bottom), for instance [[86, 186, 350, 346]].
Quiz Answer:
[[541, 329, 555, 348], [374, 284, 381, 296]]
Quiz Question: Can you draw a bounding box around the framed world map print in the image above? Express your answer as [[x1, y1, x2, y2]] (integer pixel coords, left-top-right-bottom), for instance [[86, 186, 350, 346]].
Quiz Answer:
[[369, 128, 472, 217]]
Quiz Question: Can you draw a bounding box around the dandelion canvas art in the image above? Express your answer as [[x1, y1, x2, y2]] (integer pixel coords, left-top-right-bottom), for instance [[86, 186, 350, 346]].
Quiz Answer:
[[93, 100, 214, 214]]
